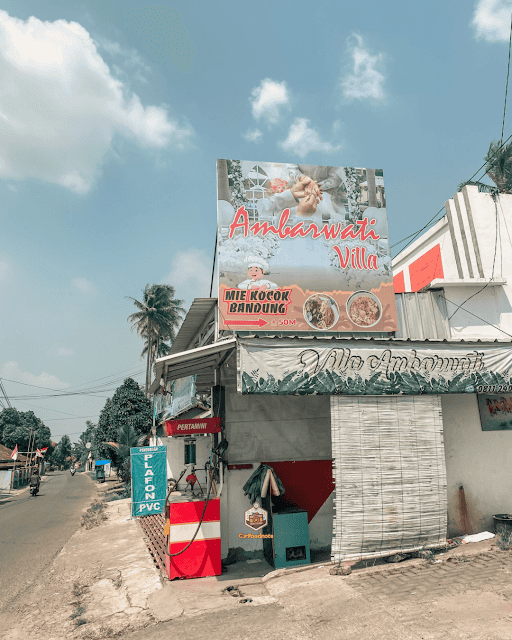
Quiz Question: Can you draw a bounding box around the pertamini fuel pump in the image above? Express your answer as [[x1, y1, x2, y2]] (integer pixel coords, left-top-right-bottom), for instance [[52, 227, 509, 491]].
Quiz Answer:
[[162, 417, 226, 580]]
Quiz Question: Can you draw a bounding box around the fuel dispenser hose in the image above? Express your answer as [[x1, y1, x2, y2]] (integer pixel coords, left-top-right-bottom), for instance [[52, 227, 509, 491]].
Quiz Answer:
[[164, 463, 214, 558]]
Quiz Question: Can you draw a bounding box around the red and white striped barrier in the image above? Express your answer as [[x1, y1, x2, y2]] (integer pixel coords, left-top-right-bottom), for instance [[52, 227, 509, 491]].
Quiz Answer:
[[165, 498, 221, 580]]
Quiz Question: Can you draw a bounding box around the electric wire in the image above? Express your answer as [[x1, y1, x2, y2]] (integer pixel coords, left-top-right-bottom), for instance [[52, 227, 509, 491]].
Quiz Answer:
[[501, 11, 512, 145], [392, 133, 512, 255], [439, 293, 512, 340]]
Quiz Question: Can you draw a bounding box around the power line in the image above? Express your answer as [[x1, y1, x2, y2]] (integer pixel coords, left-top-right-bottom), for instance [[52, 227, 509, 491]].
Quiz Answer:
[[392, 133, 512, 255], [3, 372, 146, 400], [0, 364, 145, 396], [41, 416, 98, 422], [439, 293, 512, 340], [501, 11, 512, 144]]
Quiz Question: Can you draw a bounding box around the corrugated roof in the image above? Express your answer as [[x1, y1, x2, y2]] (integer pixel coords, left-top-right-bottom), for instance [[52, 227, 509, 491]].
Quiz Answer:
[[169, 298, 217, 356], [0, 444, 28, 463], [151, 337, 236, 395]]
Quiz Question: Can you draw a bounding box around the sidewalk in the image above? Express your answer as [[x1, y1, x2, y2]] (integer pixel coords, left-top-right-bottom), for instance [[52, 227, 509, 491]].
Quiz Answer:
[[6, 479, 512, 640]]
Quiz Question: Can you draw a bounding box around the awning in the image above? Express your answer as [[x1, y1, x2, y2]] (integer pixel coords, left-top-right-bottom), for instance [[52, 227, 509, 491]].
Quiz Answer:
[[150, 337, 236, 395]]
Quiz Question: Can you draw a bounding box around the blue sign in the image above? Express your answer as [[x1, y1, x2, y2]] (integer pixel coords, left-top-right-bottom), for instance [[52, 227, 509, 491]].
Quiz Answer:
[[130, 445, 167, 517], [95, 460, 110, 466]]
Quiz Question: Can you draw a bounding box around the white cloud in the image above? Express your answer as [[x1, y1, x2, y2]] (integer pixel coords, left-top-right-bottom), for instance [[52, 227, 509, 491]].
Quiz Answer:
[[96, 37, 152, 84], [57, 348, 74, 356], [472, 0, 512, 41], [0, 11, 192, 194], [1, 361, 70, 389], [244, 129, 263, 143], [342, 36, 385, 100], [250, 79, 290, 124], [163, 249, 212, 308], [72, 278, 95, 294], [279, 118, 342, 159]]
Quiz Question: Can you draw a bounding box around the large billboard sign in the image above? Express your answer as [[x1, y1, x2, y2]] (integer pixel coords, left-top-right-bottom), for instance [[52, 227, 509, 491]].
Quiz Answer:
[[217, 160, 398, 333]]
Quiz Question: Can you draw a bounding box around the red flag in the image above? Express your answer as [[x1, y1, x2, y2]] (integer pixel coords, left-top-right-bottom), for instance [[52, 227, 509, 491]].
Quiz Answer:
[[40, 447, 48, 454], [10, 444, 18, 460], [36, 448, 43, 458]]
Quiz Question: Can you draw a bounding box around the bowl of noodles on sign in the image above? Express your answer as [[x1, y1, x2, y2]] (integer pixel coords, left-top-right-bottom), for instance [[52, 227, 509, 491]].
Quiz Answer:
[[303, 294, 340, 331], [346, 291, 382, 328]]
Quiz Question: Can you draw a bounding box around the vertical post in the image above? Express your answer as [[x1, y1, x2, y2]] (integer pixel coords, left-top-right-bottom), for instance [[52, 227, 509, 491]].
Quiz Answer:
[[10, 456, 16, 491]]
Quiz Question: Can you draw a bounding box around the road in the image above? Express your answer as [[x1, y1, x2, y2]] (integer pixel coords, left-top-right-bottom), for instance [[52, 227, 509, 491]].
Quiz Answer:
[[0, 471, 96, 612]]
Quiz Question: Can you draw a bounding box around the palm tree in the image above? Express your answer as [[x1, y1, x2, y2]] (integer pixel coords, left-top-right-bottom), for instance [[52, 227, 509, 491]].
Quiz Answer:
[[127, 284, 185, 396], [104, 422, 148, 483], [458, 140, 512, 194], [484, 140, 512, 193]]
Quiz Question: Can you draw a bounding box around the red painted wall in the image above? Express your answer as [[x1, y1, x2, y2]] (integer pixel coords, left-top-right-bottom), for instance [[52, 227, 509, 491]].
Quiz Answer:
[[261, 460, 334, 523], [393, 271, 405, 294], [409, 244, 444, 292]]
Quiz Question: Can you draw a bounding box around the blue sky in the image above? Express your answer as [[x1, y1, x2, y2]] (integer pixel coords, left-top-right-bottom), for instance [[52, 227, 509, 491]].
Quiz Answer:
[[0, 0, 511, 442]]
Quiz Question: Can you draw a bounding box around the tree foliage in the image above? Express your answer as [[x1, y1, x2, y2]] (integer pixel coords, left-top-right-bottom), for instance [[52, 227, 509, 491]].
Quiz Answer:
[[485, 140, 512, 193], [0, 407, 51, 451], [104, 422, 146, 483], [94, 378, 152, 469], [127, 284, 185, 395], [72, 420, 97, 466], [51, 434, 72, 468]]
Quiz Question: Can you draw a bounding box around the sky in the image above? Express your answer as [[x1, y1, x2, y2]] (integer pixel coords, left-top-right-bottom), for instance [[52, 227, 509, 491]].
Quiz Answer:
[[0, 0, 511, 443]]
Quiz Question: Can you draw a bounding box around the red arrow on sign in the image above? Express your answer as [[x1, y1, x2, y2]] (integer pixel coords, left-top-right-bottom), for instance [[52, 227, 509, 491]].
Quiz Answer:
[[224, 318, 268, 327]]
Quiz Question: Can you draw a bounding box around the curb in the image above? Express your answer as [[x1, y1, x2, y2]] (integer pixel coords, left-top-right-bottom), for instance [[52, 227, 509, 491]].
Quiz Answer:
[[226, 540, 499, 588]]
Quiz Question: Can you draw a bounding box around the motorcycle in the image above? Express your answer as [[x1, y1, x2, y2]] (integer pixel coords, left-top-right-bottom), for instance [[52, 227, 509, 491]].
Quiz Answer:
[[30, 483, 39, 496], [70, 468, 76, 476]]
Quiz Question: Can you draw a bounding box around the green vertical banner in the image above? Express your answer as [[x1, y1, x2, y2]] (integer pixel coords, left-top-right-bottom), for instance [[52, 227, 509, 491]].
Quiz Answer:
[[130, 445, 167, 517]]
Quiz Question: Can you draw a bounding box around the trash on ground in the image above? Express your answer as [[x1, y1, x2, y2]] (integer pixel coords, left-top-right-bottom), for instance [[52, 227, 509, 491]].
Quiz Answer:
[[385, 553, 411, 563], [461, 531, 495, 544]]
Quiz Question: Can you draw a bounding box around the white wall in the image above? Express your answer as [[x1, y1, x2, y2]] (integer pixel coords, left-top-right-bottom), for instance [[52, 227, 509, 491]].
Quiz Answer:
[[157, 435, 213, 491], [442, 394, 512, 535], [0, 469, 11, 491], [393, 186, 512, 340]]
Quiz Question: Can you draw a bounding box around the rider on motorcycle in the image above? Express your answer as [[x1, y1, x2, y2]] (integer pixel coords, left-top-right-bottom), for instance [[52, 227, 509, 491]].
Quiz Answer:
[[30, 468, 40, 491]]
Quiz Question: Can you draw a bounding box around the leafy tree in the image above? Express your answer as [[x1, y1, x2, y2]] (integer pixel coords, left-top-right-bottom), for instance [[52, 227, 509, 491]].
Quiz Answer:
[[127, 284, 185, 395], [51, 434, 72, 468], [95, 378, 152, 470], [104, 422, 146, 483], [0, 407, 51, 451], [94, 398, 116, 462], [0, 408, 23, 447], [72, 420, 97, 467]]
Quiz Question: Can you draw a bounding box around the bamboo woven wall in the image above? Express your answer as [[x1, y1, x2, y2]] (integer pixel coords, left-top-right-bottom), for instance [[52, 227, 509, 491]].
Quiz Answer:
[[331, 395, 447, 562]]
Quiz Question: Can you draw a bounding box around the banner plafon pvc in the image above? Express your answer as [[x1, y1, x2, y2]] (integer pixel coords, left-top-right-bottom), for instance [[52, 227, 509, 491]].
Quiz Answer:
[[130, 445, 167, 517], [217, 160, 397, 333], [238, 338, 512, 395]]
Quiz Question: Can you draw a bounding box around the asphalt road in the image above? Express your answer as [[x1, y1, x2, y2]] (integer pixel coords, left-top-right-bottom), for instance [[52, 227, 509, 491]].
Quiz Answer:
[[0, 471, 96, 612]]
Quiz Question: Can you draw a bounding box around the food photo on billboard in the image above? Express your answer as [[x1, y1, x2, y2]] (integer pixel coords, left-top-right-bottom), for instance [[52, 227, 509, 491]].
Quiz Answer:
[[216, 159, 398, 332]]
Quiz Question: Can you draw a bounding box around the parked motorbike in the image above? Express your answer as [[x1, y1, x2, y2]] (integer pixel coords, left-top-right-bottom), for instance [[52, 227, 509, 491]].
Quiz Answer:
[[30, 483, 39, 496]]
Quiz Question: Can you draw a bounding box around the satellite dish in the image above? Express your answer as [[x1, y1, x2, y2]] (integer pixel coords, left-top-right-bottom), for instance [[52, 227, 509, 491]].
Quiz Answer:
[[85, 442, 91, 449]]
